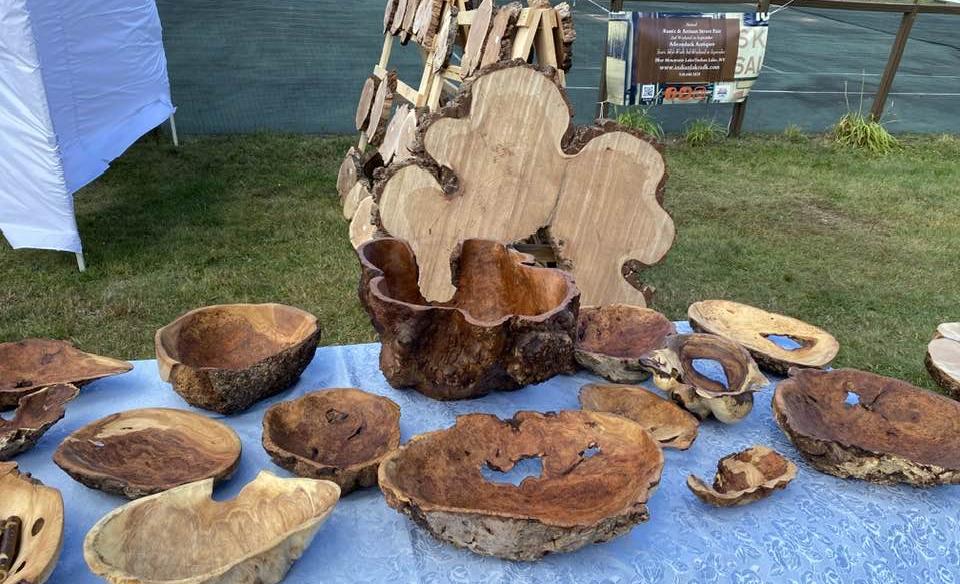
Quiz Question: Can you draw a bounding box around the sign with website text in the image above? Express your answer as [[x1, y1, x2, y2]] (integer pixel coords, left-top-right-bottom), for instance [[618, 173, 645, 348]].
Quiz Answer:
[[605, 12, 768, 106]]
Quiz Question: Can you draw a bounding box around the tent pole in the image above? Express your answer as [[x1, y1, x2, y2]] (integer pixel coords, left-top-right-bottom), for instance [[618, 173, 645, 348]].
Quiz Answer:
[[75, 252, 86, 272], [169, 114, 180, 147]]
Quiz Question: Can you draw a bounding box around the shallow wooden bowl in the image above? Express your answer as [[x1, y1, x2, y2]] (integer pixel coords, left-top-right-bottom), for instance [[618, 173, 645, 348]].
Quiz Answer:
[[0, 462, 64, 584], [84, 471, 340, 584], [575, 305, 675, 383], [0, 384, 79, 460], [54, 408, 241, 499], [0, 339, 131, 409], [687, 445, 797, 507], [263, 388, 401, 494], [156, 303, 321, 414], [378, 410, 663, 561], [579, 383, 698, 450]]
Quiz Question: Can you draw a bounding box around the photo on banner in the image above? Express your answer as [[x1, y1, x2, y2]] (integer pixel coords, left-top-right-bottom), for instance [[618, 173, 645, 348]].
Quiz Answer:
[[606, 11, 768, 106]]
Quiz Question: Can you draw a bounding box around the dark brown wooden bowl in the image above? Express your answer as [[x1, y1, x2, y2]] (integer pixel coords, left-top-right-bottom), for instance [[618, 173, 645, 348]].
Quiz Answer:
[[0, 384, 79, 460], [575, 305, 675, 383], [155, 303, 321, 414], [0, 462, 64, 584], [262, 388, 400, 494]]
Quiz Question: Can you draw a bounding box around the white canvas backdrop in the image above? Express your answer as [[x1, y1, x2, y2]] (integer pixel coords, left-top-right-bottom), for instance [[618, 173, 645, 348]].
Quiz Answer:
[[0, 0, 174, 254]]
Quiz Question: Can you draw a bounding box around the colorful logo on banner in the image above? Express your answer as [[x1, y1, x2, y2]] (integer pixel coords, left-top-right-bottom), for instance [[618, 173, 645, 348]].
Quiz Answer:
[[605, 12, 768, 106]]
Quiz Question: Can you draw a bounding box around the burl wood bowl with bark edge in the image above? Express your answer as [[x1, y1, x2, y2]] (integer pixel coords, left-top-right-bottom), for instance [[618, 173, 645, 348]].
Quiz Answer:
[[575, 305, 675, 383], [0, 462, 64, 584], [687, 445, 797, 507], [0, 384, 79, 460], [579, 383, 698, 450]]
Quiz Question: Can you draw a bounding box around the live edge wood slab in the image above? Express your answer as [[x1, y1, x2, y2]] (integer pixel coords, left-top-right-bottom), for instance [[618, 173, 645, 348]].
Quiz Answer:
[[263, 388, 401, 494], [0, 384, 79, 461], [358, 237, 579, 400], [84, 472, 340, 584], [54, 408, 241, 499], [0, 462, 64, 584], [773, 368, 960, 486], [378, 411, 663, 561], [156, 303, 321, 414]]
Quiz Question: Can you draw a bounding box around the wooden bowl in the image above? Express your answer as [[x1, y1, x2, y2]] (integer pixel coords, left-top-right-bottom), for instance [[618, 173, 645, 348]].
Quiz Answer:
[[262, 388, 400, 494], [926, 322, 960, 399], [575, 305, 675, 383], [773, 368, 960, 486], [0, 462, 64, 584], [358, 237, 579, 400], [156, 303, 321, 414], [53, 408, 241, 499], [84, 471, 340, 584], [378, 410, 663, 561], [687, 445, 797, 507], [0, 384, 79, 460], [0, 339, 131, 409], [579, 383, 698, 450]]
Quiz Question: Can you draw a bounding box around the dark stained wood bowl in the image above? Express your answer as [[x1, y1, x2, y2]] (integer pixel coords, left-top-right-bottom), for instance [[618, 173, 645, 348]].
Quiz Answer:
[[0, 384, 79, 460], [687, 445, 797, 507], [773, 368, 960, 486], [579, 383, 698, 450], [0, 462, 64, 584], [53, 408, 242, 499], [575, 304, 675, 383], [0, 339, 131, 409], [262, 388, 401, 494], [155, 303, 321, 414], [378, 410, 663, 560]]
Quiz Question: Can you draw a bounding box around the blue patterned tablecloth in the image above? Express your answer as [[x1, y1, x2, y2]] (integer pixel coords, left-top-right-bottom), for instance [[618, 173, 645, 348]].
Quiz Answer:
[[15, 323, 960, 583]]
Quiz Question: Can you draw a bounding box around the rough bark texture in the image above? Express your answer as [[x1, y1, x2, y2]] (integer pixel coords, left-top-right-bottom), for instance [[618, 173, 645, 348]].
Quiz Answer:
[[262, 388, 400, 495], [84, 472, 339, 584], [686, 445, 797, 507], [643, 333, 768, 424], [0, 462, 63, 584], [575, 304, 675, 383], [413, 0, 443, 49], [399, 0, 420, 43], [54, 408, 240, 499], [579, 383, 698, 450], [354, 77, 379, 132], [553, 2, 576, 72], [384, 0, 399, 33], [358, 237, 579, 400], [773, 367, 960, 486], [430, 6, 458, 73], [0, 339, 131, 410], [155, 304, 321, 414], [688, 300, 839, 376], [480, 2, 521, 70], [926, 323, 960, 399], [0, 384, 78, 460], [377, 411, 663, 560]]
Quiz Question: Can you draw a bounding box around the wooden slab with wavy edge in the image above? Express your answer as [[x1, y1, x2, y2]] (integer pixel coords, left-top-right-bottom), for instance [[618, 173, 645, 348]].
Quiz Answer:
[[0, 339, 131, 410], [376, 61, 672, 305], [0, 384, 78, 461], [0, 462, 63, 584], [579, 383, 698, 450], [349, 196, 378, 250], [575, 304, 675, 383], [773, 368, 960, 486], [379, 103, 415, 165], [354, 77, 379, 132], [378, 410, 663, 561], [156, 303, 320, 414], [642, 333, 769, 424], [263, 388, 400, 494], [687, 445, 797, 507], [366, 71, 397, 146], [926, 322, 960, 399], [460, 0, 494, 77], [480, 2, 521, 70], [688, 300, 839, 375], [84, 471, 340, 584], [54, 408, 241, 499], [358, 237, 579, 400]]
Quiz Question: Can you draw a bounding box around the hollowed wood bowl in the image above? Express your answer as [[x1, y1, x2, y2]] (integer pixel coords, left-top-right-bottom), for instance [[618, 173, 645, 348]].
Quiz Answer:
[[0, 462, 64, 584], [0, 384, 79, 460], [575, 304, 675, 383]]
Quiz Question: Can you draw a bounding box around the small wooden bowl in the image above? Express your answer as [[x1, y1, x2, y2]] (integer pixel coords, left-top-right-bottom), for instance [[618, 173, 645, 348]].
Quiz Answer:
[[84, 472, 340, 584], [156, 303, 321, 414], [0, 462, 64, 584], [53, 408, 241, 499], [579, 383, 698, 450], [263, 388, 400, 494], [0, 339, 131, 409], [687, 446, 796, 507], [575, 305, 675, 383], [0, 384, 79, 460]]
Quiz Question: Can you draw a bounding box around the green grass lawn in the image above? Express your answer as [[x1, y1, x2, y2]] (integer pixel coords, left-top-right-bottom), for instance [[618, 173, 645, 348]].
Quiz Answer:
[[1, 133, 957, 392]]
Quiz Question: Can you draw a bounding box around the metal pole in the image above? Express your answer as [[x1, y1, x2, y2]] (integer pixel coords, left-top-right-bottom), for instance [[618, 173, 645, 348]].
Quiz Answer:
[[169, 114, 180, 148], [870, 7, 917, 120]]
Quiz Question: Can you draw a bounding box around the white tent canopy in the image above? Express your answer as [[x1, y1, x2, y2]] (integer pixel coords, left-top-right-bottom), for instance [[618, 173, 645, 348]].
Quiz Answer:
[[0, 0, 174, 255]]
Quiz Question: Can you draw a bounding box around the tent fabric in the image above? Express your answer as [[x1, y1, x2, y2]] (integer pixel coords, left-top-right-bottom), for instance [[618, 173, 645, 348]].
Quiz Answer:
[[0, 0, 173, 254]]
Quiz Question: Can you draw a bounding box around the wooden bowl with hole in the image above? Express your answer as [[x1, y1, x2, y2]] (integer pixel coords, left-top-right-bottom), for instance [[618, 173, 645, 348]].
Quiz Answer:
[[54, 408, 241, 499], [378, 410, 663, 560], [0, 339, 131, 410], [262, 388, 401, 494], [575, 305, 675, 383], [0, 462, 63, 584], [156, 303, 321, 414], [84, 471, 340, 584], [0, 384, 79, 461], [687, 445, 796, 507], [579, 383, 698, 450]]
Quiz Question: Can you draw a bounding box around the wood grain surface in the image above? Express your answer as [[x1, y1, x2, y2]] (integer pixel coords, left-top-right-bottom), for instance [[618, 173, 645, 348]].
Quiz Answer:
[[0, 462, 63, 584], [686, 445, 796, 507], [579, 383, 698, 450], [0, 384, 78, 460]]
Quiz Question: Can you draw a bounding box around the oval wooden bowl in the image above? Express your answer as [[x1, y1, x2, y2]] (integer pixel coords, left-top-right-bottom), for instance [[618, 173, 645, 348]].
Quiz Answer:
[[378, 410, 663, 561], [0, 339, 131, 409], [687, 445, 797, 507], [0, 384, 79, 461], [575, 305, 675, 383], [262, 388, 401, 494], [0, 462, 64, 584], [579, 383, 698, 450], [773, 368, 960, 486], [54, 408, 241, 499], [84, 471, 340, 584], [155, 303, 321, 414]]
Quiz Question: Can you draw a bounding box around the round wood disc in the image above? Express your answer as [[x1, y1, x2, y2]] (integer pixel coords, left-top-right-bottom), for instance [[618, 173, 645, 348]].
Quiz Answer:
[[350, 197, 378, 249], [379, 104, 413, 164], [927, 322, 960, 398], [461, 0, 495, 77], [431, 7, 458, 73], [355, 76, 380, 132], [384, 0, 400, 33], [54, 408, 241, 499], [337, 147, 363, 203], [413, 0, 442, 48], [366, 72, 397, 145]]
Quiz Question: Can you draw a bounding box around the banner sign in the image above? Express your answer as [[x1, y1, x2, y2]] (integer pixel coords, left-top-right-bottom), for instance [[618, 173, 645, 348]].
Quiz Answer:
[[605, 12, 768, 106]]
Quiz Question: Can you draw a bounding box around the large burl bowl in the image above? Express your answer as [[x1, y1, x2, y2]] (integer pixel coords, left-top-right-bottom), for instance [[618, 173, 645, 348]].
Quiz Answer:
[[358, 237, 580, 400], [84, 471, 340, 584], [575, 305, 675, 383], [0, 462, 64, 584], [156, 304, 321, 414], [378, 410, 664, 560]]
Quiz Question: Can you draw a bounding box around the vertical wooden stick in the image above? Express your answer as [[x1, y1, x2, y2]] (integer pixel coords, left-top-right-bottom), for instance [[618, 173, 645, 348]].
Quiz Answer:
[[870, 8, 917, 121], [729, 99, 748, 138]]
